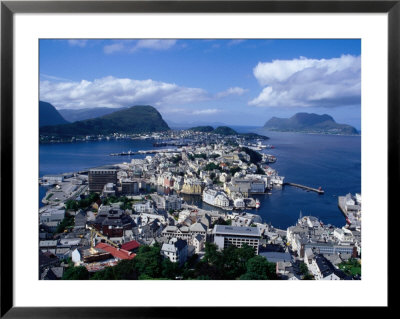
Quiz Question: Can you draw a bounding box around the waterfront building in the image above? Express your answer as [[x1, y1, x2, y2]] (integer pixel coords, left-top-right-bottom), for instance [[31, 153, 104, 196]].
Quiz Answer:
[[212, 225, 261, 254], [202, 188, 230, 208], [89, 167, 117, 193], [224, 179, 251, 197], [249, 179, 266, 193], [181, 178, 203, 195], [233, 198, 245, 208]]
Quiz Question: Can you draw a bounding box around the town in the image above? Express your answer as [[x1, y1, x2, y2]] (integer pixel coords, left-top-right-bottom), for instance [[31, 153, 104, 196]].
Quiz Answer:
[[39, 130, 361, 280]]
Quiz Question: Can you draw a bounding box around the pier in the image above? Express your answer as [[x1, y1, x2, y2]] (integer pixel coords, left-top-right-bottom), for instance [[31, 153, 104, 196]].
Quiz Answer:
[[284, 182, 324, 194]]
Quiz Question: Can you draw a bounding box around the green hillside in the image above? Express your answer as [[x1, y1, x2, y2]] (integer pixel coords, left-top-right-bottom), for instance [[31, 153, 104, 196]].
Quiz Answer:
[[40, 105, 170, 137]]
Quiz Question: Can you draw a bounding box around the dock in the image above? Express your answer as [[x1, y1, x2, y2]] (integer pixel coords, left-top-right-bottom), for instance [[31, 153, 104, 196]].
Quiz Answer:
[[284, 182, 324, 194]]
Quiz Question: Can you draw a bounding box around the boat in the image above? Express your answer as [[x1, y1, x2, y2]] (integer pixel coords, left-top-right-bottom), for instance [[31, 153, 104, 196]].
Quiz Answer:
[[255, 199, 260, 209]]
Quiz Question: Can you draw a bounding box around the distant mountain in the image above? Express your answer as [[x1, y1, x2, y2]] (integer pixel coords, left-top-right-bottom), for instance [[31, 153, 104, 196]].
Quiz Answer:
[[40, 105, 170, 137], [39, 101, 69, 127], [213, 126, 238, 135], [188, 125, 269, 139], [189, 126, 215, 132], [263, 113, 359, 135], [58, 107, 127, 123]]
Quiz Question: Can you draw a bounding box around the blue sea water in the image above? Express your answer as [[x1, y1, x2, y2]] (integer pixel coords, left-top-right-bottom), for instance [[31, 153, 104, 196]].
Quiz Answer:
[[39, 130, 360, 229]]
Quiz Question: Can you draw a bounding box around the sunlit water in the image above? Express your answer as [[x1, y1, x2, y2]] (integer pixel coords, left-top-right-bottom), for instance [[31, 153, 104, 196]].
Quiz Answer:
[[39, 130, 360, 229]]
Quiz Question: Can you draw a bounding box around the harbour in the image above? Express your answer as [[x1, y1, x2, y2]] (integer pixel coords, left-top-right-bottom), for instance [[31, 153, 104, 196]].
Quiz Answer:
[[40, 131, 360, 229]]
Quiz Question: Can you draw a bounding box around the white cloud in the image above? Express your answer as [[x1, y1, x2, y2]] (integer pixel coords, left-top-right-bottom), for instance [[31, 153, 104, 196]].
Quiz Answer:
[[40, 76, 208, 109], [159, 107, 221, 116], [249, 55, 361, 108], [103, 40, 177, 54], [192, 109, 220, 115], [216, 87, 248, 98], [103, 42, 125, 54], [133, 40, 177, 51], [68, 40, 87, 47], [40, 73, 71, 82], [228, 40, 245, 46]]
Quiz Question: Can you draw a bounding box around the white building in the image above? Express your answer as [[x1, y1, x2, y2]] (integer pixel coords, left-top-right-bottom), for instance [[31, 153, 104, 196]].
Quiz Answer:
[[334, 227, 354, 243], [202, 188, 230, 208], [132, 201, 154, 214], [233, 198, 245, 208], [212, 225, 261, 254], [161, 238, 188, 266]]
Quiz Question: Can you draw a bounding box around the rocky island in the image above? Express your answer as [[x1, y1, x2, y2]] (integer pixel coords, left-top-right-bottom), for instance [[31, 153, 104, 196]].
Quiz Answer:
[[263, 113, 359, 135]]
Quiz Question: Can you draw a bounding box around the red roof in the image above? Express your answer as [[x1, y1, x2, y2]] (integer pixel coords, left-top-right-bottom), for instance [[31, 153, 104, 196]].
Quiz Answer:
[[95, 243, 136, 260], [121, 240, 140, 251]]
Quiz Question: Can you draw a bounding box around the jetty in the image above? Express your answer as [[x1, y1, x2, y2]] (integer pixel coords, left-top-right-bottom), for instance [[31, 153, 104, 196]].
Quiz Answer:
[[284, 182, 324, 194]]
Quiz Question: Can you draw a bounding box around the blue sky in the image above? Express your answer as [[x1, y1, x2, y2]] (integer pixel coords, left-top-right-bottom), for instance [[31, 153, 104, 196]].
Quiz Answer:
[[40, 39, 361, 129]]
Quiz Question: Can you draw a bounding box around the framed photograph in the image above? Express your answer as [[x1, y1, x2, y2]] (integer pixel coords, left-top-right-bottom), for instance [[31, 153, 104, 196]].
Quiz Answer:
[[1, 0, 395, 316]]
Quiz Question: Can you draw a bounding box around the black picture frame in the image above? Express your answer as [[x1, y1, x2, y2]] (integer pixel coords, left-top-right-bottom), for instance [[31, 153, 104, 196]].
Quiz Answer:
[[1, 0, 395, 317]]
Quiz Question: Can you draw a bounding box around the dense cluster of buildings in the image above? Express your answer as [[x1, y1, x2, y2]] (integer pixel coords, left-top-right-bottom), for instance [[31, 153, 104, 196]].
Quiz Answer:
[[39, 132, 361, 280]]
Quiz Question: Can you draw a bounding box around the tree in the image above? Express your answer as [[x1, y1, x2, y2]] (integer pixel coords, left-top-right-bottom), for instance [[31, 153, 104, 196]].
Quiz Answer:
[[242, 255, 277, 280], [229, 166, 241, 176], [90, 267, 116, 280], [256, 166, 265, 175], [338, 258, 361, 277], [55, 212, 74, 234], [221, 245, 243, 279], [62, 266, 89, 280], [212, 217, 231, 227], [112, 259, 137, 280], [204, 163, 220, 171], [240, 147, 262, 164], [299, 262, 314, 280], [133, 244, 163, 279], [237, 244, 256, 269], [161, 259, 180, 279], [203, 242, 221, 266], [65, 199, 79, 211]]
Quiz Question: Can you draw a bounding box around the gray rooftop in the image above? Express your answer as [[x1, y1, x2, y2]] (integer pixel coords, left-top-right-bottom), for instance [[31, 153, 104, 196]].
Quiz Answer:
[[213, 225, 260, 237]]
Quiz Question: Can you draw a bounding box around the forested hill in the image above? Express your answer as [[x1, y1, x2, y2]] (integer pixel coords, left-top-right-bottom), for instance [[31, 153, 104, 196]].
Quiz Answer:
[[39, 105, 170, 137]]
